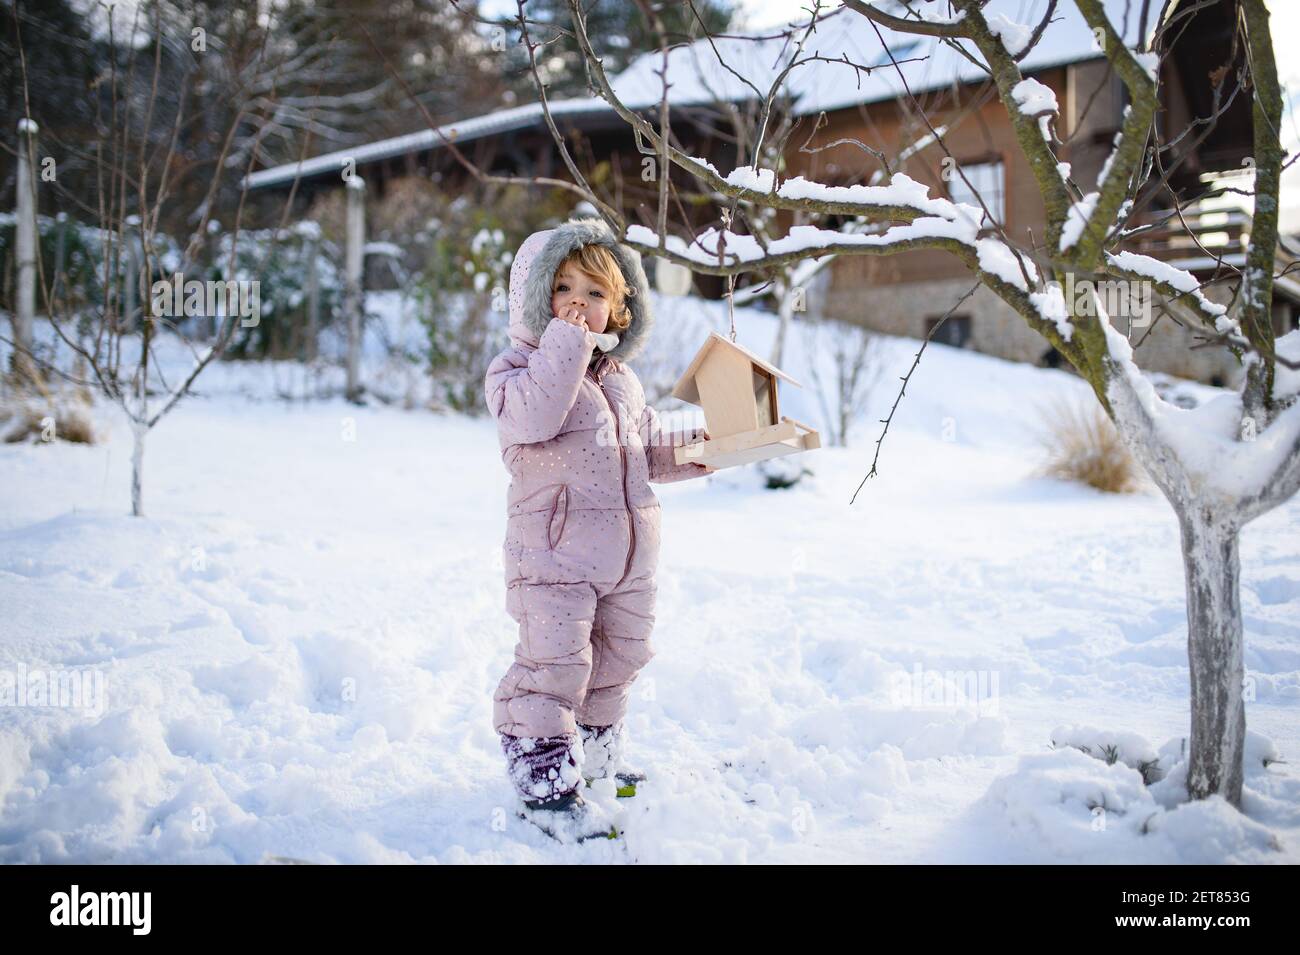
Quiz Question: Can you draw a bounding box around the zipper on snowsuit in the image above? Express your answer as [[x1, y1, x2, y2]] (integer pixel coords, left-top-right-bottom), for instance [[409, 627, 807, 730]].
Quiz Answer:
[[587, 359, 635, 587]]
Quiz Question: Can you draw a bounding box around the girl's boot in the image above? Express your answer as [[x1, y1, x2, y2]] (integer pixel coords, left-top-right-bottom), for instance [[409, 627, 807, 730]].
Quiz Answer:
[[577, 721, 646, 796], [518, 790, 618, 843], [500, 733, 617, 842]]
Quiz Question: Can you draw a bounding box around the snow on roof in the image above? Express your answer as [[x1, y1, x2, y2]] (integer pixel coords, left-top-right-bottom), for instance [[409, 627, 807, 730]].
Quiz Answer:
[[609, 0, 1146, 116], [243, 97, 612, 190], [244, 0, 1146, 191]]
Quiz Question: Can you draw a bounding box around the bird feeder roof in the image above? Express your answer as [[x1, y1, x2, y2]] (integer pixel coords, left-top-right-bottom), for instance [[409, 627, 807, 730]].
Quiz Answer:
[[671, 331, 803, 406]]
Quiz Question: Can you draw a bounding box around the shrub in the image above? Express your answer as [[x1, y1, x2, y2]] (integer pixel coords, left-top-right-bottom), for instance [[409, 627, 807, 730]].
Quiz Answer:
[[1033, 394, 1144, 493]]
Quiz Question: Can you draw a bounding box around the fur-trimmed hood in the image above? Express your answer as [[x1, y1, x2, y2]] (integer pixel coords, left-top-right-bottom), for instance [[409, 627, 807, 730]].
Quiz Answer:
[[505, 218, 654, 365]]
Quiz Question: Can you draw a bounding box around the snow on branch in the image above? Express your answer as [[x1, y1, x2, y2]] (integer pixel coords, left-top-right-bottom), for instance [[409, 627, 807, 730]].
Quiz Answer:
[[672, 151, 979, 222], [702, 159, 962, 216], [1011, 77, 1059, 142], [625, 159, 1051, 285], [1028, 283, 1073, 342], [1100, 306, 1300, 514], [626, 214, 1066, 350], [628, 203, 1045, 316], [1104, 250, 1235, 333], [1059, 192, 1099, 252], [985, 13, 1034, 56], [626, 219, 975, 269], [732, 123, 954, 305]]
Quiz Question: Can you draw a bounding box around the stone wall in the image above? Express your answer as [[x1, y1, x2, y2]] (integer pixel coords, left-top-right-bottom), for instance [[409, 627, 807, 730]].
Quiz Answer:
[[823, 273, 1247, 386]]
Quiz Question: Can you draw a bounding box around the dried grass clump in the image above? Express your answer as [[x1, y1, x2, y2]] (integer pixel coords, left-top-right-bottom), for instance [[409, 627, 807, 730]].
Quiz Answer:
[[1033, 395, 1143, 493], [1, 384, 97, 445]]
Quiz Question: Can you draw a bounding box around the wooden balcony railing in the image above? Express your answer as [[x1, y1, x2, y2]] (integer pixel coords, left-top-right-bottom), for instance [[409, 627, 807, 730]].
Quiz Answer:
[[1122, 200, 1252, 271]]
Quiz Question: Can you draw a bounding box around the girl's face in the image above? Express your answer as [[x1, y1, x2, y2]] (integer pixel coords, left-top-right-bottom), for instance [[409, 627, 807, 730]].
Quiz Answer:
[[551, 264, 612, 334]]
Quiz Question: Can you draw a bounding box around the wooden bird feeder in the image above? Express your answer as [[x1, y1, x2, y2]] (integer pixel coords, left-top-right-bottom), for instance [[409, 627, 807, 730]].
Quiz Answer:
[[671, 331, 820, 470]]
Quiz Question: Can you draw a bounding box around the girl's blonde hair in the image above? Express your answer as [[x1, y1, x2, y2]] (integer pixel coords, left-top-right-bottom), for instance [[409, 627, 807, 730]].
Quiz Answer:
[[556, 244, 633, 332]]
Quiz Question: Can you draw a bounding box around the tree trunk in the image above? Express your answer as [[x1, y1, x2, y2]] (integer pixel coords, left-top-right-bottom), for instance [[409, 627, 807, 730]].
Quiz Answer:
[[1105, 369, 1248, 809], [130, 418, 147, 518], [123, 228, 137, 333], [1179, 507, 1246, 808], [306, 233, 320, 364]]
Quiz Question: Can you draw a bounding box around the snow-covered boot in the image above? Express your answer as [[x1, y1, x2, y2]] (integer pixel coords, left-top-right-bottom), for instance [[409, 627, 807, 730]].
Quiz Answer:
[[500, 733, 583, 805], [518, 789, 619, 844], [577, 721, 646, 797], [499, 732, 618, 841]]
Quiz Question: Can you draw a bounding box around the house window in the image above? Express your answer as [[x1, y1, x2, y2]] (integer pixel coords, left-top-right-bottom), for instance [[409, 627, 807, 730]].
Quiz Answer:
[[948, 159, 1005, 226], [926, 314, 972, 348]]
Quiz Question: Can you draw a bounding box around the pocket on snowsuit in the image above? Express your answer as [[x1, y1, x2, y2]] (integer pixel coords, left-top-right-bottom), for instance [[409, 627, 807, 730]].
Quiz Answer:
[[546, 485, 569, 550], [510, 483, 569, 551]]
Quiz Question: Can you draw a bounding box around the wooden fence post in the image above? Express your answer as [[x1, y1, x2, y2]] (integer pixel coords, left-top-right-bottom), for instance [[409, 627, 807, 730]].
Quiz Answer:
[[344, 175, 366, 403], [11, 118, 43, 391]]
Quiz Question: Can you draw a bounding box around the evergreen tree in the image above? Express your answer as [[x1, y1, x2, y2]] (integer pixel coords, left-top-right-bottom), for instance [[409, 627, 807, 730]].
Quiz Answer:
[[0, 0, 106, 211]]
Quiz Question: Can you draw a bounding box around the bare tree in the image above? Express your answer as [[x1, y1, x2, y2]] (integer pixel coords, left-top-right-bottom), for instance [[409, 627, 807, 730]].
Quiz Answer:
[[551, 0, 1298, 810], [804, 308, 887, 448], [5, 2, 305, 516]]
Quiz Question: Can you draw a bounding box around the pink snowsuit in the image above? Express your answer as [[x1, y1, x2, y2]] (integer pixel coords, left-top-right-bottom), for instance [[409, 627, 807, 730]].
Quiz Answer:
[[485, 218, 708, 803]]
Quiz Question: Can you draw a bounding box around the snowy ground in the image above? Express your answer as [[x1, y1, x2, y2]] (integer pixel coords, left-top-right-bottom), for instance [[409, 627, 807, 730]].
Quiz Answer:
[[1, 294, 1297, 863]]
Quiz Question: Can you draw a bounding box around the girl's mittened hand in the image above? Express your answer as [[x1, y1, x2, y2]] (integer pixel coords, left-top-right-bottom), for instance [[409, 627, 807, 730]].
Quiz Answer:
[[554, 306, 588, 330]]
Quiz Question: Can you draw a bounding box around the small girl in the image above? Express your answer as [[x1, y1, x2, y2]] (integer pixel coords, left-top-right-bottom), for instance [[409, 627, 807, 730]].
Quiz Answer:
[[484, 218, 712, 839]]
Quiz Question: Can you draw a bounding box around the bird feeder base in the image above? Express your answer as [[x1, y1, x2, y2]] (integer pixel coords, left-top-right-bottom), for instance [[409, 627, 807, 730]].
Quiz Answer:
[[674, 416, 820, 470]]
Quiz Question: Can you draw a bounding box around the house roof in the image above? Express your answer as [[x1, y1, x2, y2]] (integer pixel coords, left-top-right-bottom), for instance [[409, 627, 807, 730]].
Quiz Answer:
[[611, 0, 1144, 117], [242, 97, 614, 191], [244, 0, 1143, 192], [672, 330, 803, 406]]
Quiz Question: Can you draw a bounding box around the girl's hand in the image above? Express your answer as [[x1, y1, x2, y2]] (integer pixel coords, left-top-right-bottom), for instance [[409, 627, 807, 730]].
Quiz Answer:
[[555, 306, 588, 330]]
